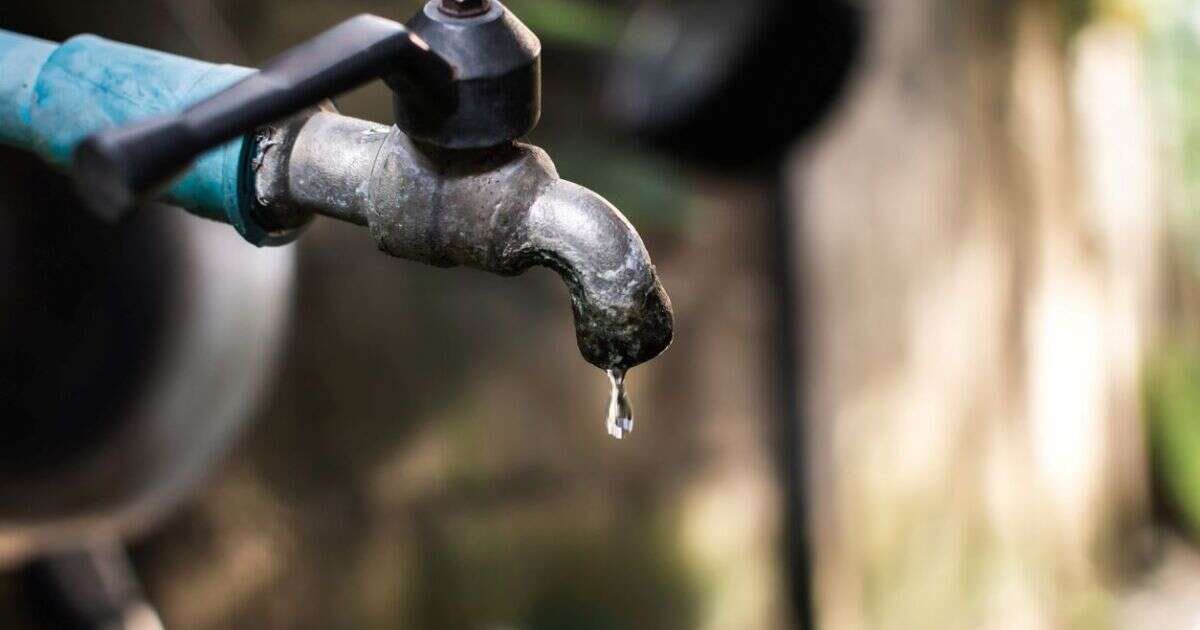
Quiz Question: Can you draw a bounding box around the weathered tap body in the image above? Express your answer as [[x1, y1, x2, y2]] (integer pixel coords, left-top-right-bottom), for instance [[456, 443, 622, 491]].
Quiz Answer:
[[255, 112, 673, 368]]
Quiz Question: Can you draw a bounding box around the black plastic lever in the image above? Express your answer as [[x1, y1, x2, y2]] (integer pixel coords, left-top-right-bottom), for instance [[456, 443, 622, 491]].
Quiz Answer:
[[72, 14, 454, 220]]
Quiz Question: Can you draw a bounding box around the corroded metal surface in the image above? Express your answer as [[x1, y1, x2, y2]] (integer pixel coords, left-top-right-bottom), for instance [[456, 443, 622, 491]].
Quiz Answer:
[[269, 111, 674, 369]]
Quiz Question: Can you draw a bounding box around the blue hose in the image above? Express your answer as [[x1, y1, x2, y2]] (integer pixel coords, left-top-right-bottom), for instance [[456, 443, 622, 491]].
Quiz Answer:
[[0, 30, 281, 245]]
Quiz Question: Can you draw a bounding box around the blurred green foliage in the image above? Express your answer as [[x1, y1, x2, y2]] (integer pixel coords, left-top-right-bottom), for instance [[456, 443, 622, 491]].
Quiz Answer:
[[1142, 1, 1200, 538], [1064, 0, 1096, 34], [407, 510, 700, 629], [549, 137, 698, 230], [1063, 0, 1147, 36], [1146, 348, 1200, 538], [505, 0, 626, 51]]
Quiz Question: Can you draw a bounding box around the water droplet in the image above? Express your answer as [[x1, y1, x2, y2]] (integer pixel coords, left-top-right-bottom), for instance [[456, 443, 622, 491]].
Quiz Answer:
[[605, 367, 634, 440]]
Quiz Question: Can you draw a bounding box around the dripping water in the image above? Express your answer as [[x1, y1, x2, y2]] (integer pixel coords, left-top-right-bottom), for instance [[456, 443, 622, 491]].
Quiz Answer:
[[605, 367, 634, 439]]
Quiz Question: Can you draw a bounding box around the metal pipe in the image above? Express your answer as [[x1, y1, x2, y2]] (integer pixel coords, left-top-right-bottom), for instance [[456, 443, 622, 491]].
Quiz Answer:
[[252, 110, 387, 228], [265, 112, 674, 369]]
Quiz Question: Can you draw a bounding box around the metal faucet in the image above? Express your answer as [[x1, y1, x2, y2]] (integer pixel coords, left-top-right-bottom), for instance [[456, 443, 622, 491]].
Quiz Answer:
[[258, 116, 674, 368], [0, 0, 674, 372]]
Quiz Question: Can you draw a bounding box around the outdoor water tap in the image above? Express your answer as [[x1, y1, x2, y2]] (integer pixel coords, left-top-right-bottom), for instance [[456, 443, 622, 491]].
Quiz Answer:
[[0, 0, 673, 373], [0, 1, 672, 566]]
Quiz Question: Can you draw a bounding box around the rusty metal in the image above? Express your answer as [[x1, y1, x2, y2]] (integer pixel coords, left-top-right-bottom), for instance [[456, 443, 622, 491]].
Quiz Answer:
[[259, 111, 674, 370]]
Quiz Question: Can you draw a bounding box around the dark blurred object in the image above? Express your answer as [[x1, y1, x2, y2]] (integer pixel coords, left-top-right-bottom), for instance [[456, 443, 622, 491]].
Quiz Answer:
[[605, 0, 861, 168], [0, 146, 294, 566], [0, 153, 168, 476], [25, 544, 162, 630]]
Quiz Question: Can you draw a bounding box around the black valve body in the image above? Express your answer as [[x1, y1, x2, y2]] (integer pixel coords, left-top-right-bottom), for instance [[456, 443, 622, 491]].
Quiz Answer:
[[394, 0, 541, 149]]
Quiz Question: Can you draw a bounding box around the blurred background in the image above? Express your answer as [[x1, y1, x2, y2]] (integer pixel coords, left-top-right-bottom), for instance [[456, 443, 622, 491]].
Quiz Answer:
[[6, 0, 1200, 628]]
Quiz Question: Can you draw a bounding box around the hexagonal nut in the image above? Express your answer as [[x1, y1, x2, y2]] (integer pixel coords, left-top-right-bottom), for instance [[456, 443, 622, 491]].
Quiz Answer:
[[392, 0, 541, 149]]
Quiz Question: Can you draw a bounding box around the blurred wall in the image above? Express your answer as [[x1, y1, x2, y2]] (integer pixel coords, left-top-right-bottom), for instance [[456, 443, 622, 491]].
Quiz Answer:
[[791, 1, 1162, 628]]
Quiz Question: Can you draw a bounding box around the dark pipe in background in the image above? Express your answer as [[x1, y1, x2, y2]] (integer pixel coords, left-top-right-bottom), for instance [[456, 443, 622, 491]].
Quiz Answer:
[[605, 0, 863, 626]]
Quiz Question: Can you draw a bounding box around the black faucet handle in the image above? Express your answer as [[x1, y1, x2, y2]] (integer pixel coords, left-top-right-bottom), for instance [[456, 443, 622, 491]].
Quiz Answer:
[[72, 14, 454, 221]]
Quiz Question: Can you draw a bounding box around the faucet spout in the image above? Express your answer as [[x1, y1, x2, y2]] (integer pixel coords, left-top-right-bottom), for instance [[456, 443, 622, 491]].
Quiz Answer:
[[520, 178, 674, 369], [256, 111, 673, 369]]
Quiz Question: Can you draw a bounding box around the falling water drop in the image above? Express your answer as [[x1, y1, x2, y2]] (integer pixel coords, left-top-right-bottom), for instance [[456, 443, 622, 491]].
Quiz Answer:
[[605, 367, 634, 439]]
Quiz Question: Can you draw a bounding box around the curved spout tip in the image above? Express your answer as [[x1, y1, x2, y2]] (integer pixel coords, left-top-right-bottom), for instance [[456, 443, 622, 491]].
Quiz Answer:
[[521, 179, 674, 370], [575, 272, 674, 370]]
